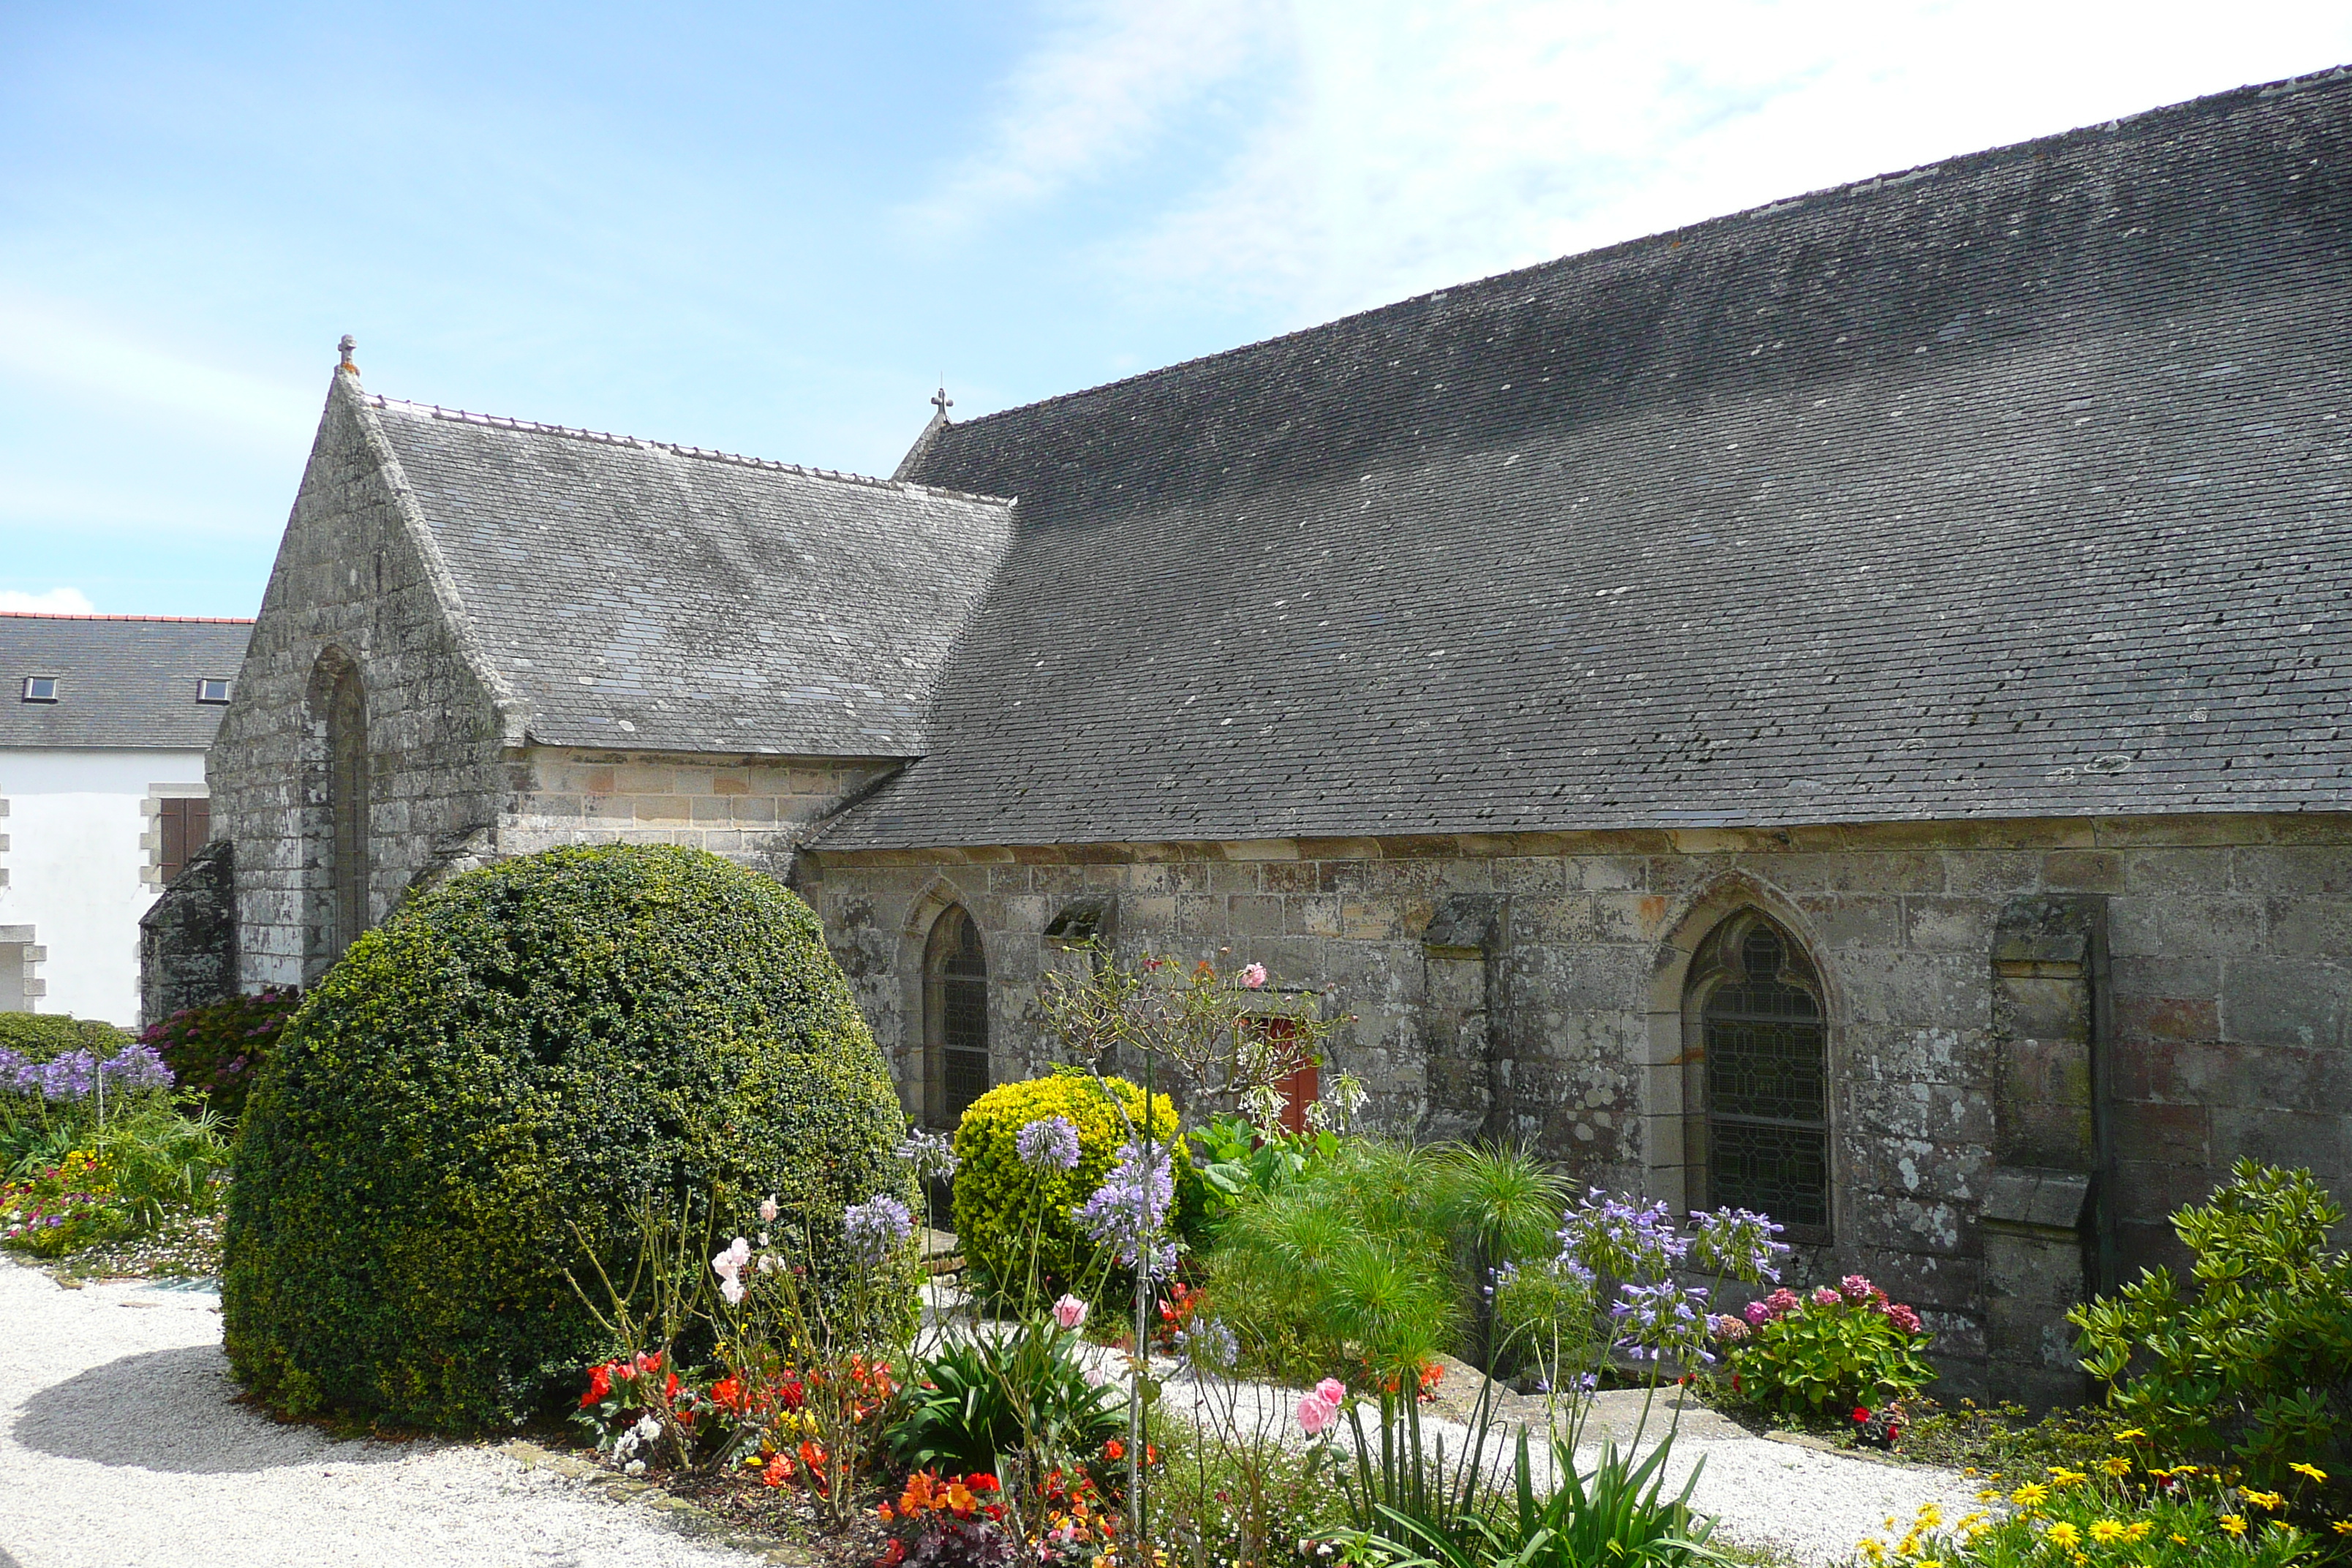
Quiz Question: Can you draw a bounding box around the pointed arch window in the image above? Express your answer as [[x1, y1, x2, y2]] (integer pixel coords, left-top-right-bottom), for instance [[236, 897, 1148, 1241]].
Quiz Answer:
[[923, 906, 990, 1128], [1693, 913, 1830, 1237]]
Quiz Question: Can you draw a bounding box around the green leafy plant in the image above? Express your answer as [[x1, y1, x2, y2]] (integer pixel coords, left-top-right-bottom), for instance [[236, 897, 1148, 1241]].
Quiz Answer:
[[889, 1320, 1125, 1477], [1719, 1276, 1936, 1417], [951, 1069, 1195, 1309], [223, 843, 916, 1433], [0, 1014, 131, 1060], [140, 987, 299, 1122], [1863, 1450, 2320, 1568], [2073, 1161, 2352, 1492]]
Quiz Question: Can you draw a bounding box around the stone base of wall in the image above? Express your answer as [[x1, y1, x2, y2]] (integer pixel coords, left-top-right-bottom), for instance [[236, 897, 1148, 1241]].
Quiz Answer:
[[140, 840, 237, 1024]]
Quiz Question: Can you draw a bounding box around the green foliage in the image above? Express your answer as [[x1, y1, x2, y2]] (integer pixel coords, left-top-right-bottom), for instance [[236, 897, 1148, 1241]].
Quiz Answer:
[[0, 1013, 131, 1060], [888, 1321, 1125, 1476], [1725, 1284, 1936, 1417], [1489, 1258, 1598, 1382], [1338, 1387, 1725, 1568], [1205, 1139, 1471, 1381], [951, 1069, 1196, 1308], [140, 987, 299, 1122], [1191, 1112, 1327, 1229], [1896, 1398, 2123, 1475], [1150, 1404, 1346, 1568], [1863, 1458, 2320, 1568], [0, 1100, 228, 1256], [2072, 1161, 2352, 1491], [222, 844, 914, 1433]]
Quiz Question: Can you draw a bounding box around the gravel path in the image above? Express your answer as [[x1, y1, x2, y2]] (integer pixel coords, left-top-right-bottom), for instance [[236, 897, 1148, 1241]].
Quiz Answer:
[[1, 1256, 1974, 1568], [0, 1257, 768, 1568]]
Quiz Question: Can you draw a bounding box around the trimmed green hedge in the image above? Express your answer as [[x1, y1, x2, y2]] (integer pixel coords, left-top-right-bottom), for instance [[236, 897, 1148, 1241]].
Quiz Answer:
[[223, 844, 913, 1433], [951, 1068, 1200, 1308], [0, 1014, 131, 1060]]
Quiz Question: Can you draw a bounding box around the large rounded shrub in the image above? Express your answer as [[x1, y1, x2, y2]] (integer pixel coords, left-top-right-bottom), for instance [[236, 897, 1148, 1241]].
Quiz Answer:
[[223, 844, 912, 1432], [951, 1068, 1200, 1306]]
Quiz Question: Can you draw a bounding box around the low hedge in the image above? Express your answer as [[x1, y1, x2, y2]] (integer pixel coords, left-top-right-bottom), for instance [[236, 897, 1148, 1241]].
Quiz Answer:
[[0, 1014, 131, 1061], [951, 1068, 1200, 1308], [223, 844, 913, 1433]]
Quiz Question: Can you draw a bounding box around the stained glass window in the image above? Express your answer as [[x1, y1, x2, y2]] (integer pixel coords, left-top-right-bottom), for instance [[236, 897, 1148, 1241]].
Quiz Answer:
[[1703, 921, 1829, 1234]]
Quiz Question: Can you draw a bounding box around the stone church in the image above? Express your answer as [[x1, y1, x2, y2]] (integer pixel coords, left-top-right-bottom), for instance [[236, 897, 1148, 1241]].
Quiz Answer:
[[149, 69, 2352, 1399]]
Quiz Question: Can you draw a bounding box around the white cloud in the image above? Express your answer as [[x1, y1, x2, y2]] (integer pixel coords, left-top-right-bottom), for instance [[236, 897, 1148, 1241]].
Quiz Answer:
[[904, 0, 1288, 233], [1086, 0, 2352, 321], [0, 587, 98, 615], [0, 289, 317, 448]]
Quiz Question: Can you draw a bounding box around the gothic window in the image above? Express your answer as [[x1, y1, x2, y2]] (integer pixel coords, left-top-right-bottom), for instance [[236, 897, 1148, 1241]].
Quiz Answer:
[[924, 906, 990, 1128], [1695, 913, 1830, 1237]]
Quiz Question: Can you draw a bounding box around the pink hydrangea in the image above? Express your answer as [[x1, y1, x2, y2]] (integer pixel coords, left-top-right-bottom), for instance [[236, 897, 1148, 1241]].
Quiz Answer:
[[1811, 1286, 1842, 1308], [1712, 1313, 1752, 1343], [1839, 1274, 1874, 1303], [1743, 1299, 1773, 1327], [1880, 1302, 1923, 1335]]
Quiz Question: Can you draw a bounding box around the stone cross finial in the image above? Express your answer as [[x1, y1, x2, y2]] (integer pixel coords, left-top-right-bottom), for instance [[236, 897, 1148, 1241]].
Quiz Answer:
[[337, 334, 358, 374], [930, 385, 953, 423]]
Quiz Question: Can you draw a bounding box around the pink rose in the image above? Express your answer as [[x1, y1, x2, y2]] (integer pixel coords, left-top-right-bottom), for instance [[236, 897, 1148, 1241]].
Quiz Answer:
[[1297, 1393, 1335, 1436], [1315, 1378, 1346, 1406], [758, 1195, 779, 1224], [1052, 1294, 1089, 1330], [1240, 963, 1268, 990]]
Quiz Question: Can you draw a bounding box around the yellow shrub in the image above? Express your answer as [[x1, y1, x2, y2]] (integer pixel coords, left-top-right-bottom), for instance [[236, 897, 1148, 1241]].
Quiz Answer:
[[951, 1069, 1198, 1308]]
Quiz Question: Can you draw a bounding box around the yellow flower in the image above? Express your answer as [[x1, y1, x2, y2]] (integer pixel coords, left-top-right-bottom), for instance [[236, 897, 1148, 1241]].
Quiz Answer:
[[1918, 1505, 1945, 1529], [2244, 1491, 2285, 1512], [2329, 1521, 2352, 1537], [1979, 1490, 2002, 1502], [2013, 1483, 2053, 1509], [2269, 1520, 2296, 1535], [1965, 1468, 1979, 1477], [2089, 1521, 2127, 1545], [2047, 1523, 2084, 1550], [1860, 1539, 1888, 1563], [2102, 1458, 2133, 1477], [2124, 1522, 2152, 1543], [2292, 1463, 2328, 1483], [2171, 1535, 2189, 1546], [2219, 1515, 2247, 1538], [2050, 1467, 2089, 1486], [2114, 1428, 2146, 1441]]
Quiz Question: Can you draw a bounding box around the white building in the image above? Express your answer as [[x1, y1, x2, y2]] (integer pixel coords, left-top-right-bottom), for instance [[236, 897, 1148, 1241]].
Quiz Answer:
[[1, 613, 252, 1025]]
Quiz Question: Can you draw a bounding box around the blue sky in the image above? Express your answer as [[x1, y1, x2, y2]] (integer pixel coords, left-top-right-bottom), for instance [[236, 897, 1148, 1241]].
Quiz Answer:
[[6, 1, 2351, 619]]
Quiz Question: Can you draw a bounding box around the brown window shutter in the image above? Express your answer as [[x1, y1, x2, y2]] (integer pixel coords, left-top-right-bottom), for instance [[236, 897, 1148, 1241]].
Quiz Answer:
[[160, 798, 192, 885]]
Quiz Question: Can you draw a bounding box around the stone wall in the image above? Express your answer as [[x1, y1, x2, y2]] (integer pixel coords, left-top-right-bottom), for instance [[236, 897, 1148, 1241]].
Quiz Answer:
[[503, 747, 897, 886], [206, 374, 518, 990], [139, 840, 237, 1022], [804, 813, 2352, 1395]]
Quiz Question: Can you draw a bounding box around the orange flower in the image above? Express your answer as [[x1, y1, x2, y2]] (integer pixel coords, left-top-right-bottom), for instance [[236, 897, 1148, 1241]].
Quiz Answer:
[[946, 1480, 977, 1515], [762, 1451, 796, 1488], [900, 1472, 940, 1514], [1104, 1439, 1126, 1462]]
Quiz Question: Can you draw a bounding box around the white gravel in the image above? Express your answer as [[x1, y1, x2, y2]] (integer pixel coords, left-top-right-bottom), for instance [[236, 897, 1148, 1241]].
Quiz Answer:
[[0, 1256, 769, 1568], [1, 1257, 1977, 1568]]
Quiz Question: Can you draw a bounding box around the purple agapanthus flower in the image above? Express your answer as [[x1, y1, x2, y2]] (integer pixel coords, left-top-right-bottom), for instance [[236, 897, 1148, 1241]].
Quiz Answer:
[[1015, 1115, 1082, 1172], [843, 1194, 913, 1263], [1557, 1187, 1690, 1284], [1686, 1206, 1789, 1284], [1077, 1139, 1176, 1278]]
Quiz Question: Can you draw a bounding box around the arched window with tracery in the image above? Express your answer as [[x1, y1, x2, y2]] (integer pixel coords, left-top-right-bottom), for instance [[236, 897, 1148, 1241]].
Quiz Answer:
[[1690, 912, 1831, 1237], [923, 906, 990, 1128]]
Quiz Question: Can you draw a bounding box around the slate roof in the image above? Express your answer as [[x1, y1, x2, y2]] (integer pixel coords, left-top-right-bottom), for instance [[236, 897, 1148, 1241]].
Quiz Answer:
[[819, 67, 2352, 851], [367, 398, 1016, 756], [0, 614, 252, 751]]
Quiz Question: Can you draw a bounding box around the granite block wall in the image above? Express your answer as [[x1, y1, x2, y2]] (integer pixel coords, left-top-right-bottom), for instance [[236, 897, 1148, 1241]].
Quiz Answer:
[[804, 813, 2352, 1392]]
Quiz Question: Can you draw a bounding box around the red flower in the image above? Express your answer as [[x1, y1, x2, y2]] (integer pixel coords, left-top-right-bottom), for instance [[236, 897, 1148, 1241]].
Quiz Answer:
[[581, 1363, 614, 1409], [1852, 1406, 1871, 1423], [1104, 1439, 1126, 1462], [664, 1371, 680, 1399], [877, 1539, 908, 1567], [967, 1474, 1001, 1493]]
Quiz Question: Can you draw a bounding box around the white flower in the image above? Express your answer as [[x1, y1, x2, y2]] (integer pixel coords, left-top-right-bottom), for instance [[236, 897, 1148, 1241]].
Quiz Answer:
[[758, 1195, 779, 1224], [614, 1431, 639, 1460], [758, 1254, 780, 1274], [634, 1414, 663, 1443], [720, 1275, 745, 1305], [624, 1459, 646, 1477], [758, 1232, 769, 1248]]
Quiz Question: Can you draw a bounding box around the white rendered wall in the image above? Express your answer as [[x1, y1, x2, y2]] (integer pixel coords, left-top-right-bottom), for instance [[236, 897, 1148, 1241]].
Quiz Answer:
[[0, 749, 207, 1027]]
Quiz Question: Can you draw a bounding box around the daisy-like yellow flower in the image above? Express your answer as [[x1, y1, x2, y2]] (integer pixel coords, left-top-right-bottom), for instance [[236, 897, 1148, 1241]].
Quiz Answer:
[[2174, 1465, 2200, 1478], [2219, 1515, 2247, 1538], [2050, 1467, 2089, 1486], [2102, 1458, 2134, 1477], [2125, 1521, 2153, 1542], [2244, 1490, 2286, 1512], [2114, 1428, 2146, 1441], [2089, 1520, 2127, 1545], [2047, 1523, 2084, 1550], [2269, 1520, 2297, 1534], [1979, 1490, 2003, 1502], [1918, 1505, 1945, 1529], [2291, 1463, 2328, 1483], [2330, 1521, 2352, 1537], [1859, 1538, 1888, 1563], [2013, 1483, 2053, 1509]]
